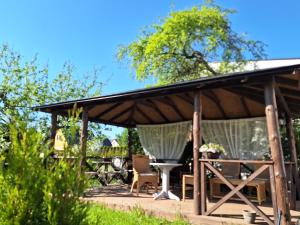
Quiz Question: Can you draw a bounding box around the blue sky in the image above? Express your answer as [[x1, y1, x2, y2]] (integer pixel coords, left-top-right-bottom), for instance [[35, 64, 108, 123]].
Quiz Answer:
[[1, 0, 300, 137]]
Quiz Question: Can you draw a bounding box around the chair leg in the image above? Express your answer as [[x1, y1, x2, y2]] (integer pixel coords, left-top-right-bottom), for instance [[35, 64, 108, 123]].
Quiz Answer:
[[130, 180, 136, 193]]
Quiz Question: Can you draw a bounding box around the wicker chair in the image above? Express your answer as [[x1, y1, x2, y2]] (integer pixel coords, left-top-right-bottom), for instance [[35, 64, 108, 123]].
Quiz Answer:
[[130, 155, 158, 196]]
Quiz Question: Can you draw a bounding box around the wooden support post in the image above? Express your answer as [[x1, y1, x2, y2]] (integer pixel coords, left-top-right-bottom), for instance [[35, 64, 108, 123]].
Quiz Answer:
[[200, 161, 207, 214], [127, 128, 133, 183], [286, 117, 300, 200], [269, 165, 278, 225], [128, 128, 133, 160], [193, 90, 202, 215], [50, 112, 58, 148], [80, 107, 89, 168], [264, 81, 291, 225]]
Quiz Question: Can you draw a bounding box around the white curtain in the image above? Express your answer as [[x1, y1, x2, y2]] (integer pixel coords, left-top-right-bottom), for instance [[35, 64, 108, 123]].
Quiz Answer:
[[137, 121, 192, 162], [202, 117, 269, 159]]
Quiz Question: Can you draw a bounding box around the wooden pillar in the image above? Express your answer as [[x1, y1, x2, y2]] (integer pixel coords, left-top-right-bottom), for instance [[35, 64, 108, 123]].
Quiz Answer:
[[50, 112, 58, 148], [128, 128, 133, 160], [80, 107, 89, 168], [264, 81, 291, 225], [127, 128, 133, 183], [286, 117, 300, 200], [193, 90, 202, 215]]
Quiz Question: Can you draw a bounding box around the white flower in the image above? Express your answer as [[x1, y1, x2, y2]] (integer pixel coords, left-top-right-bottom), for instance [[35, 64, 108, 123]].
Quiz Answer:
[[199, 143, 225, 154]]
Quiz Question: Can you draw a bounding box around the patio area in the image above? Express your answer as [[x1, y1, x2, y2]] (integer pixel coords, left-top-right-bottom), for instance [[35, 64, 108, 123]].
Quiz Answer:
[[84, 184, 300, 225], [36, 64, 300, 225]]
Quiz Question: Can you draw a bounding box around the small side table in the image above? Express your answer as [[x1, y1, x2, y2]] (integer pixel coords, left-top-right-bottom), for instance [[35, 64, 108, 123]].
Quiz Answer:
[[150, 162, 182, 201]]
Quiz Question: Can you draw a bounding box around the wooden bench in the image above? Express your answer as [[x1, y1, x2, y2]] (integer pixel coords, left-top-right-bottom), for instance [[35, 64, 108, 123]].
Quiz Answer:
[[210, 178, 266, 205]]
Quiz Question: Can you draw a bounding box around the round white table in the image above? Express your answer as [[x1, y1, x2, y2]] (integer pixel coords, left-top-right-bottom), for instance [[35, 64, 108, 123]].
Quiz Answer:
[[150, 162, 182, 201]]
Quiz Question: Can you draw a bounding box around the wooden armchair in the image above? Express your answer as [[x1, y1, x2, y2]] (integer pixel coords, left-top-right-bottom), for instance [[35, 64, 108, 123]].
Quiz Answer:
[[130, 155, 158, 196]]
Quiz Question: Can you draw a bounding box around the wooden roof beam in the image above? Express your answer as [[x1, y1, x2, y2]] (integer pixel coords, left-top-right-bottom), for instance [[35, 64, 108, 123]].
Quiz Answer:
[[292, 68, 300, 88], [224, 88, 265, 105], [146, 99, 170, 123], [275, 86, 292, 117], [240, 97, 251, 117], [127, 103, 136, 125], [275, 76, 299, 88], [156, 96, 185, 120], [176, 94, 193, 105], [136, 105, 154, 123], [203, 90, 227, 118], [278, 87, 300, 99], [94, 102, 123, 118], [108, 104, 134, 122]]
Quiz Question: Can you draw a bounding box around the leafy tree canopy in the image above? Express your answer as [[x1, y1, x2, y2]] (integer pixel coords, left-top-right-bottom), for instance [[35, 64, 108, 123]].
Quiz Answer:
[[118, 2, 266, 85], [0, 44, 103, 151], [116, 128, 143, 154]]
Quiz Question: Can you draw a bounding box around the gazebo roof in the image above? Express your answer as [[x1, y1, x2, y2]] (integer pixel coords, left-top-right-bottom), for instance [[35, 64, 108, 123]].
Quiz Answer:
[[35, 64, 300, 127]]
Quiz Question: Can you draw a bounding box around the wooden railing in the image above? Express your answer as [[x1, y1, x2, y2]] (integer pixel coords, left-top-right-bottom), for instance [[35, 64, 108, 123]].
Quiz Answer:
[[199, 159, 276, 225]]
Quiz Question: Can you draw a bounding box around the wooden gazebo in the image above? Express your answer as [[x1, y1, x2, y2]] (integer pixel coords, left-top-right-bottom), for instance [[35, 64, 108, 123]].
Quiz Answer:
[[35, 64, 300, 225]]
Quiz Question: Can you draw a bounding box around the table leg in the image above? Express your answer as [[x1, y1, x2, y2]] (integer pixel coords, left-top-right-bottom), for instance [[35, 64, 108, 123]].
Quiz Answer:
[[162, 167, 170, 192], [167, 191, 180, 201], [153, 191, 168, 200], [153, 166, 180, 201]]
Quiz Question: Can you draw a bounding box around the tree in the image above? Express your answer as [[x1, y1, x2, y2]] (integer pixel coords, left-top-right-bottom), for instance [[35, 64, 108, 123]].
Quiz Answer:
[[0, 44, 103, 152], [116, 129, 143, 154], [118, 2, 266, 85]]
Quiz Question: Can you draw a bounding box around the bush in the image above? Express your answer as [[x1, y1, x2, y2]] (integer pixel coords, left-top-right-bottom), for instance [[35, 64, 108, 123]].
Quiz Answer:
[[0, 118, 189, 225], [0, 119, 87, 225]]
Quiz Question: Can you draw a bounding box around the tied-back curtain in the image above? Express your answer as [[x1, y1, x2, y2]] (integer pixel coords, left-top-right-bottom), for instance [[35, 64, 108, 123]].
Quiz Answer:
[[137, 121, 192, 162], [202, 117, 269, 159]]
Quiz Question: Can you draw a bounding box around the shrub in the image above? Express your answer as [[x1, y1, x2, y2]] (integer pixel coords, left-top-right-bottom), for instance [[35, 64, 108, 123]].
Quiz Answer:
[[0, 119, 87, 225]]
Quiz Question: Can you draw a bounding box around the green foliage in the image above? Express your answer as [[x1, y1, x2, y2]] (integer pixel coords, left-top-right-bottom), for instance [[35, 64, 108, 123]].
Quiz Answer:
[[88, 146, 128, 158], [0, 44, 103, 153], [292, 120, 300, 167], [0, 122, 49, 225], [116, 128, 143, 154], [0, 117, 88, 225], [83, 204, 190, 225], [118, 2, 266, 85]]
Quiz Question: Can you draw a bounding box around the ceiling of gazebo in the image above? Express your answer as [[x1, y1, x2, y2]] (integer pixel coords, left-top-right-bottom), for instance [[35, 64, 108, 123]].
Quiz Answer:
[[35, 64, 300, 127]]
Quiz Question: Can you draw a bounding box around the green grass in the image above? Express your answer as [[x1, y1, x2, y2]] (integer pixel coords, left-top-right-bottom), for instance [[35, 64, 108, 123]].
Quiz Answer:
[[84, 204, 190, 225]]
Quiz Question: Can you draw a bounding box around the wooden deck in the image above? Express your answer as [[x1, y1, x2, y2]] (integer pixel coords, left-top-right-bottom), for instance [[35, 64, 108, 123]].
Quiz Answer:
[[84, 184, 300, 225]]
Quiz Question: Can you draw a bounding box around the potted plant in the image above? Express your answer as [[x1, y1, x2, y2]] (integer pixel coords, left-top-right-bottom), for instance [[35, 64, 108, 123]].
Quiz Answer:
[[199, 143, 225, 159]]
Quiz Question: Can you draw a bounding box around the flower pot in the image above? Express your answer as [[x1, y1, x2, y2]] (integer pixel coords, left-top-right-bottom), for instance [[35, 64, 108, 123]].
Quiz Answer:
[[243, 210, 256, 224], [202, 152, 220, 159]]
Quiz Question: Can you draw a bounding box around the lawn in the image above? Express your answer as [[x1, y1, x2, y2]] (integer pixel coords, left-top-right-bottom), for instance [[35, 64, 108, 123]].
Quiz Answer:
[[84, 204, 190, 225]]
